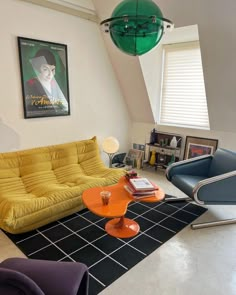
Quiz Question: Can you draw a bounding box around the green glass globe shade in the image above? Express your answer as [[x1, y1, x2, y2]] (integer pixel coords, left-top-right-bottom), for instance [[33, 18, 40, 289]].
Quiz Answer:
[[101, 0, 173, 56]]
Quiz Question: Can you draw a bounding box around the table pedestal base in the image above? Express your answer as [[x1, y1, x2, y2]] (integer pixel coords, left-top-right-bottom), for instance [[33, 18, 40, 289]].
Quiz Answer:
[[105, 216, 140, 238]]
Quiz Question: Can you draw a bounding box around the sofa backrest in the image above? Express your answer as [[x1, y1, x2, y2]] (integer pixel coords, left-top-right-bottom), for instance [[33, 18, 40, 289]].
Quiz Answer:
[[208, 148, 236, 177], [0, 137, 103, 195]]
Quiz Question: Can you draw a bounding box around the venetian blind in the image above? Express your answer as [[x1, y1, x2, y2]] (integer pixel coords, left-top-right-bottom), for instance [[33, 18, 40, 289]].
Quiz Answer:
[[160, 41, 210, 129]]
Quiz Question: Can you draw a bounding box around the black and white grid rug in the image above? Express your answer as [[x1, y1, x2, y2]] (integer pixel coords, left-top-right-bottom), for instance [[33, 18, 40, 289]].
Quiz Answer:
[[5, 198, 207, 295]]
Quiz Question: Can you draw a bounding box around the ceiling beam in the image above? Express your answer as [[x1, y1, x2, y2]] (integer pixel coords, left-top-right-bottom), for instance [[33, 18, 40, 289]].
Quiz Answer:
[[19, 0, 99, 23]]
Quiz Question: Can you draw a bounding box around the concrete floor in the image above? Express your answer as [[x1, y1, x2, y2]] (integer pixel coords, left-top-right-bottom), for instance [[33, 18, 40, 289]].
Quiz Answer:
[[1, 168, 236, 295]]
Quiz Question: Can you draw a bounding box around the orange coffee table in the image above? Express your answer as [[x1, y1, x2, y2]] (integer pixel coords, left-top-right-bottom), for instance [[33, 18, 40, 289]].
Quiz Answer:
[[82, 177, 165, 238]]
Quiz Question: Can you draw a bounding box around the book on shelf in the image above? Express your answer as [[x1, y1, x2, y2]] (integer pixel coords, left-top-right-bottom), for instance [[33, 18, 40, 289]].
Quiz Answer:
[[129, 177, 157, 191], [124, 184, 157, 198]]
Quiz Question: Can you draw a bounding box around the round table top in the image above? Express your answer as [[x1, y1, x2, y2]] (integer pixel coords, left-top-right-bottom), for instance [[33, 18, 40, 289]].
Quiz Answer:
[[82, 176, 165, 219]]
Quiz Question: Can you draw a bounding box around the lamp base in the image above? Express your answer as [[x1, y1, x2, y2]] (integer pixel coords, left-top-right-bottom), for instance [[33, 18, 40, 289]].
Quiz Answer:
[[106, 153, 114, 168]]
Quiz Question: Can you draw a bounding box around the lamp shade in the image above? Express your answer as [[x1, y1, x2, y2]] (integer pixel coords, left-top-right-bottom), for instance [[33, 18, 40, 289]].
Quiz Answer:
[[102, 137, 119, 154], [100, 0, 173, 56]]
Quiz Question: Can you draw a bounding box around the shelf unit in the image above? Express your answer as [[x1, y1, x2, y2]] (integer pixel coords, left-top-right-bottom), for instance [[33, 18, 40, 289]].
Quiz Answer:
[[144, 131, 183, 169]]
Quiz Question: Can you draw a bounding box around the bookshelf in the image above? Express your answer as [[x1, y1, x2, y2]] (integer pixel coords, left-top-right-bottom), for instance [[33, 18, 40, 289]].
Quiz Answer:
[[144, 131, 183, 169]]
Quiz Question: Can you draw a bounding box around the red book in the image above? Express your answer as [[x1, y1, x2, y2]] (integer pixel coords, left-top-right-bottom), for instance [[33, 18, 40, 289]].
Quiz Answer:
[[124, 184, 158, 198]]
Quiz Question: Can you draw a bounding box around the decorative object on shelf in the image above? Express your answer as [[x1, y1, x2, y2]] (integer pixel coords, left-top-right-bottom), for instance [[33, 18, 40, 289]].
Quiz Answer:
[[170, 136, 177, 148], [100, 0, 174, 56], [132, 143, 145, 151], [168, 153, 175, 166], [184, 136, 219, 160], [149, 150, 156, 165], [102, 137, 120, 167], [157, 149, 166, 166], [150, 128, 157, 144]]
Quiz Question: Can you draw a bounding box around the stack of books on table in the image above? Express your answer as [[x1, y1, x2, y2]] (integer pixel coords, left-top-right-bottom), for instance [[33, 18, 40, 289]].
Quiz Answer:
[[124, 177, 158, 199]]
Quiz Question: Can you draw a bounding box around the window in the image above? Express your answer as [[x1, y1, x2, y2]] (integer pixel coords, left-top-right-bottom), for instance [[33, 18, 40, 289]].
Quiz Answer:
[[160, 41, 210, 129]]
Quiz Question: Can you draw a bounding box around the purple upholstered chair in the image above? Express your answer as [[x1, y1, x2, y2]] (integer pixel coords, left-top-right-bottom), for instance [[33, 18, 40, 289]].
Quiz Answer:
[[0, 257, 89, 295]]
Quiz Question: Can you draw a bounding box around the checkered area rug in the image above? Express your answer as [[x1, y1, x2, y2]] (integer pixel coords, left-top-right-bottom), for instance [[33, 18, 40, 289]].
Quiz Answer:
[[5, 198, 207, 295]]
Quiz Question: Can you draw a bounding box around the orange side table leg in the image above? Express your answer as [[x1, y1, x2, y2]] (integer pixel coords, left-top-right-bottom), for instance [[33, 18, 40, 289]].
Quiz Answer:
[[105, 216, 140, 238]]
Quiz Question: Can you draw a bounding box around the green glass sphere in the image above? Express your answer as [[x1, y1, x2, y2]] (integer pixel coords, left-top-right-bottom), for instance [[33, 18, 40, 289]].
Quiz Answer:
[[109, 0, 164, 56]]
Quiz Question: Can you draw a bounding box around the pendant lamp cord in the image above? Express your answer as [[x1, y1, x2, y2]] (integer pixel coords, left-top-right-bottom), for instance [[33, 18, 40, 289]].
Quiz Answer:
[[135, 0, 139, 54]]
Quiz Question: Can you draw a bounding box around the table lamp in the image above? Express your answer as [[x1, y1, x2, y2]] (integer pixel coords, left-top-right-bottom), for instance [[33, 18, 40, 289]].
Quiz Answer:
[[102, 137, 120, 168]]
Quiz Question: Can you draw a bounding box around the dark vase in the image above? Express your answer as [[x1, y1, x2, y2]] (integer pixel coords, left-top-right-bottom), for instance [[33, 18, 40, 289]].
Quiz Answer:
[[150, 129, 157, 144]]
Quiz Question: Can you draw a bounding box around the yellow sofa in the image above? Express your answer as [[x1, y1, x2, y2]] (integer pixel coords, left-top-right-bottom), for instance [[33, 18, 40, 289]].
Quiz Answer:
[[0, 137, 125, 234]]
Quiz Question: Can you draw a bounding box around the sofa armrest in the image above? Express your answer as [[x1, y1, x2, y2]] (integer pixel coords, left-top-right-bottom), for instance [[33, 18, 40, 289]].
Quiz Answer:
[[193, 170, 236, 205], [166, 155, 213, 181]]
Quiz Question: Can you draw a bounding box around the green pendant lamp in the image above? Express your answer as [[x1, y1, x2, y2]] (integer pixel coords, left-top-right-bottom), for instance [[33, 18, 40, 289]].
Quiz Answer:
[[100, 0, 174, 56]]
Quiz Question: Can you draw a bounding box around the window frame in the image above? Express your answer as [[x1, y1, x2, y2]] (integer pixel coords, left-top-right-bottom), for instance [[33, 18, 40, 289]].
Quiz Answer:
[[158, 41, 210, 130]]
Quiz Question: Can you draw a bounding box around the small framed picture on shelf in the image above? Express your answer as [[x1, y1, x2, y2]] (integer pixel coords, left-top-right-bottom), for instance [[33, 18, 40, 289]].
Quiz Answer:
[[124, 149, 144, 169], [132, 143, 145, 151], [184, 136, 218, 160]]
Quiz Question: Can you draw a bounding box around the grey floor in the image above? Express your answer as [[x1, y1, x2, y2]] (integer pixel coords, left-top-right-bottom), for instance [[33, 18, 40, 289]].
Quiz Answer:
[[0, 168, 236, 295]]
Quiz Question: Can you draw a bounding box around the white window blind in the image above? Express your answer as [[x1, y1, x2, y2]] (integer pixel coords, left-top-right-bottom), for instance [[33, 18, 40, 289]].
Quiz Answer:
[[160, 41, 210, 129]]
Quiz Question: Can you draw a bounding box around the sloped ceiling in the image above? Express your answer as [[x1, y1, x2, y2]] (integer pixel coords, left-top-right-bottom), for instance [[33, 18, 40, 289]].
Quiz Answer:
[[92, 0, 155, 123]]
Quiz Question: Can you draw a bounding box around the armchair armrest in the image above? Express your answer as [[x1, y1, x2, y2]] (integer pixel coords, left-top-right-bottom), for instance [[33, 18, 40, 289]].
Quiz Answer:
[[193, 170, 236, 205], [166, 155, 213, 181], [0, 267, 44, 295], [1, 258, 89, 295]]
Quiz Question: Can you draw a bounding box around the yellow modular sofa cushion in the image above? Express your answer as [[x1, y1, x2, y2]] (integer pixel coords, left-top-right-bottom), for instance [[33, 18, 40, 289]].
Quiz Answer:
[[0, 137, 125, 234]]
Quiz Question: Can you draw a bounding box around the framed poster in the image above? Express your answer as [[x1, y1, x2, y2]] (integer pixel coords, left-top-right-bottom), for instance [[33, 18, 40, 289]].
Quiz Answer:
[[18, 37, 70, 118], [184, 136, 218, 159]]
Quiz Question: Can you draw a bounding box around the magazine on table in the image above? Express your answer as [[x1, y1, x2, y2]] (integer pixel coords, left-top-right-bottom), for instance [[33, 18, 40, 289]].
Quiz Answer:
[[124, 184, 157, 198], [129, 177, 158, 191]]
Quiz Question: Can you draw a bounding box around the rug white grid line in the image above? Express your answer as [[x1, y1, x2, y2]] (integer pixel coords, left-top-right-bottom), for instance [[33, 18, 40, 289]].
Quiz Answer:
[[76, 215, 148, 257], [139, 199, 201, 217], [58, 220, 129, 271], [128, 205, 188, 232]]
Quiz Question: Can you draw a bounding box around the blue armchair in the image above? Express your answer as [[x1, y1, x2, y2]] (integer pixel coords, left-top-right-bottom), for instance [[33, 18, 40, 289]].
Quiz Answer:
[[166, 148, 236, 229]]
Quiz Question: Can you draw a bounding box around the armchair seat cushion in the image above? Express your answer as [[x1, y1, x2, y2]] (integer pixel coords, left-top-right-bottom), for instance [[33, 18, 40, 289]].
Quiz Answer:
[[171, 175, 207, 197]]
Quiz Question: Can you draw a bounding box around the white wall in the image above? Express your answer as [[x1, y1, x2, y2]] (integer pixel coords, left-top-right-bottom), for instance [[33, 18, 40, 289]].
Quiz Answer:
[[0, 0, 131, 164]]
